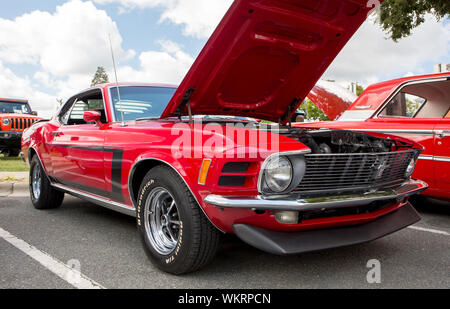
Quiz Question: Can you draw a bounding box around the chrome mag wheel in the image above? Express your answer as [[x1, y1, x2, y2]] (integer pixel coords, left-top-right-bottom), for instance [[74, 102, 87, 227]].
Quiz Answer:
[[31, 164, 41, 200], [144, 187, 181, 255]]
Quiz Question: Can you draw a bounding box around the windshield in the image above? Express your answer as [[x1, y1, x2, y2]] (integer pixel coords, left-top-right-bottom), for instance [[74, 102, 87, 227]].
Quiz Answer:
[[0, 102, 31, 114], [110, 86, 177, 121]]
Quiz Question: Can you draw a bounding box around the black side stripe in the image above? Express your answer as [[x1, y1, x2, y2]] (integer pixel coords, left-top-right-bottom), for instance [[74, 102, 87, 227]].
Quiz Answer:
[[51, 144, 124, 203], [110, 149, 124, 202]]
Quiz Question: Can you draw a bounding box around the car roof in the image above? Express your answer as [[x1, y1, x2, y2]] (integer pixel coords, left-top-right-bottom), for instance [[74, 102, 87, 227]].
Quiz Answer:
[[0, 98, 29, 103], [365, 72, 450, 90], [85, 83, 178, 92]]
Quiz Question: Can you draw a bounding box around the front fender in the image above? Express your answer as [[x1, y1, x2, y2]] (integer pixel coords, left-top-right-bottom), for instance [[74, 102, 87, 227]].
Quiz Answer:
[[128, 152, 227, 232]]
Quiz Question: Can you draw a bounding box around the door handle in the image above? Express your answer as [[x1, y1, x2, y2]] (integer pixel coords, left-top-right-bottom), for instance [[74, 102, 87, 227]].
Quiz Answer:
[[52, 131, 63, 137]]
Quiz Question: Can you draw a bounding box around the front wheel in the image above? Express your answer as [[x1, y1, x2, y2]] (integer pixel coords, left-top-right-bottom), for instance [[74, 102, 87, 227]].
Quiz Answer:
[[137, 166, 221, 274], [29, 155, 64, 209], [3, 148, 20, 157]]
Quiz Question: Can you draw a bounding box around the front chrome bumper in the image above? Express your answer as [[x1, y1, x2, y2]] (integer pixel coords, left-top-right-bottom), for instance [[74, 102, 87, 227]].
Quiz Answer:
[[205, 179, 427, 212]]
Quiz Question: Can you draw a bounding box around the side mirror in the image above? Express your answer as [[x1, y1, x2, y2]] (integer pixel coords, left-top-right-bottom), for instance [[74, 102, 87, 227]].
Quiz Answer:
[[83, 111, 102, 126], [31, 111, 38, 116]]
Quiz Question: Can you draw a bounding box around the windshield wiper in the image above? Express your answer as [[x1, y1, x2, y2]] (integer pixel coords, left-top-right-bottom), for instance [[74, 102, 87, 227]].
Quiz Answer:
[[135, 116, 180, 122], [135, 117, 161, 121]]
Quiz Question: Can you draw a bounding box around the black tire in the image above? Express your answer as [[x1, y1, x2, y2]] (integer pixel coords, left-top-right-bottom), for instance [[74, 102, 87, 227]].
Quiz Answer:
[[137, 165, 221, 274], [3, 148, 20, 157], [29, 155, 64, 210]]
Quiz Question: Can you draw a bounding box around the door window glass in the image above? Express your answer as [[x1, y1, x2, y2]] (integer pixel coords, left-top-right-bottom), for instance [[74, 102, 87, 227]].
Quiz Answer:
[[60, 90, 106, 125], [379, 92, 426, 118]]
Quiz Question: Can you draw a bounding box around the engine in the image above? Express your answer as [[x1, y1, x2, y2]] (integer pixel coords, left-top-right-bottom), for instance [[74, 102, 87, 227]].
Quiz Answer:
[[281, 129, 394, 154]]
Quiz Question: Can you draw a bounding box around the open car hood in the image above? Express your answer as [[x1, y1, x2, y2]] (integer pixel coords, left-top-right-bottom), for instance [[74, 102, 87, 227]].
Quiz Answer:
[[307, 80, 357, 120], [161, 0, 378, 123]]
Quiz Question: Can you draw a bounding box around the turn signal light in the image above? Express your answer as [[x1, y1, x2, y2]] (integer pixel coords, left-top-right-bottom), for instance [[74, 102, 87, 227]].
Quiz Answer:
[[198, 159, 212, 185]]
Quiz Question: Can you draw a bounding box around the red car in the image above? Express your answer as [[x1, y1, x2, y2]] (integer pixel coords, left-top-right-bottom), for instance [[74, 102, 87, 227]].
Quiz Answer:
[[307, 80, 357, 121], [300, 72, 450, 201], [22, 0, 427, 274]]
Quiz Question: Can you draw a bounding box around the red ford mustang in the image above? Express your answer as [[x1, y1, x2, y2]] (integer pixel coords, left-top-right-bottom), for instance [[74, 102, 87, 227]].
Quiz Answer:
[[21, 0, 427, 274], [300, 72, 450, 201]]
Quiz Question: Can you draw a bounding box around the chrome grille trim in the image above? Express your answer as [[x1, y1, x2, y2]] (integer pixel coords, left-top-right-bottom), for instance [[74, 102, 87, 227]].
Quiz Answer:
[[294, 150, 417, 195]]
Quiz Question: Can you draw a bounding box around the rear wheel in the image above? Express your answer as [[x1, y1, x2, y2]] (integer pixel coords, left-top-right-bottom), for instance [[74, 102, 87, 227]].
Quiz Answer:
[[137, 166, 221, 274], [29, 155, 64, 209]]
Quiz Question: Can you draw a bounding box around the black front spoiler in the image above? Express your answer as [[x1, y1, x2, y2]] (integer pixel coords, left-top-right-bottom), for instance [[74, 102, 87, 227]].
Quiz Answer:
[[233, 202, 420, 255]]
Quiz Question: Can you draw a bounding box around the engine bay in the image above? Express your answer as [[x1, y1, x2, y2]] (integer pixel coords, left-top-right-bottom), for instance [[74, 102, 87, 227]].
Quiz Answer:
[[278, 128, 399, 154], [186, 118, 411, 154]]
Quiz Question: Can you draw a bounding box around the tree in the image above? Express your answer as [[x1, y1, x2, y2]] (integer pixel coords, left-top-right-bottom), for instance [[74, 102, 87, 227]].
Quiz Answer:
[[406, 99, 421, 116], [356, 84, 365, 96], [378, 0, 449, 41], [299, 99, 330, 122], [91, 66, 109, 86]]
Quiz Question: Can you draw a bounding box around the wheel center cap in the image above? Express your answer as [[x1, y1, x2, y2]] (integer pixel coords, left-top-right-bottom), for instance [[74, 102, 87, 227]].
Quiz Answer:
[[161, 215, 169, 226]]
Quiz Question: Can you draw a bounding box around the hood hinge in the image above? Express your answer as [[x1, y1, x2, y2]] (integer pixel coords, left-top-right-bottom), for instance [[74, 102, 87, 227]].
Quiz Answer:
[[280, 97, 301, 128], [175, 88, 195, 122]]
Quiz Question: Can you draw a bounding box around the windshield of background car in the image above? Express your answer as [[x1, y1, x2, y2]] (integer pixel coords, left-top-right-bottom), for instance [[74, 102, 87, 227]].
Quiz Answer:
[[110, 86, 177, 121], [0, 102, 31, 114]]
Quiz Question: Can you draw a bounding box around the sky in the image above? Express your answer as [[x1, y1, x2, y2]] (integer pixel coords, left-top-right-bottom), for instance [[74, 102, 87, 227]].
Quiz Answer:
[[0, 0, 448, 117]]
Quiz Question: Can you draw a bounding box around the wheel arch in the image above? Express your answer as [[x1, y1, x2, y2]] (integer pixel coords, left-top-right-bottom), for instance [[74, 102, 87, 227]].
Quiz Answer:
[[28, 145, 52, 182], [28, 146, 37, 163], [128, 157, 224, 233], [128, 158, 167, 206]]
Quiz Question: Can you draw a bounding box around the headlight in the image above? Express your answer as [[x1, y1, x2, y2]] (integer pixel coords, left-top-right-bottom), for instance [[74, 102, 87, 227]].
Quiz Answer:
[[2, 118, 10, 126], [264, 156, 293, 193], [405, 158, 416, 178]]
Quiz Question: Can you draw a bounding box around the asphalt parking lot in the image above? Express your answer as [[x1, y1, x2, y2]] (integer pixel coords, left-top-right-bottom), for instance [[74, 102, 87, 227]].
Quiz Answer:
[[0, 193, 449, 289]]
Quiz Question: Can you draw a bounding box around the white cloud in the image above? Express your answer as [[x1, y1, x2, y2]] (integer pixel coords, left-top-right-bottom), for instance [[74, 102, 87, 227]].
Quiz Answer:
[[159, 0, 233, 38], [1, 0, 448, 118], [117, 40, 194, 84], [93, 0, 233, 38], [0, 39, 192, 117], [0, 0, 134, 77], [0, 61, 58, 118], [0, 0, 138, 117], [323, 15, 450, 86]]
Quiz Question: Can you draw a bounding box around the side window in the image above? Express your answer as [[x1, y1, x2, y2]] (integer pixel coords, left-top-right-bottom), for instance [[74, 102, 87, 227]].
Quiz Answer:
[[68, 100, 89, 124], [379, 92, 426, 118], [59, 90, 106, 125], [59, 100, 75, 125]]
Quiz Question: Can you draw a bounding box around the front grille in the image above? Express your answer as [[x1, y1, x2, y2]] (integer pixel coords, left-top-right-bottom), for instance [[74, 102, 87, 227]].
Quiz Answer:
[[294, 150, 417, 196], [10, 118, 35, 130], [299, 199, 397, 221]]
